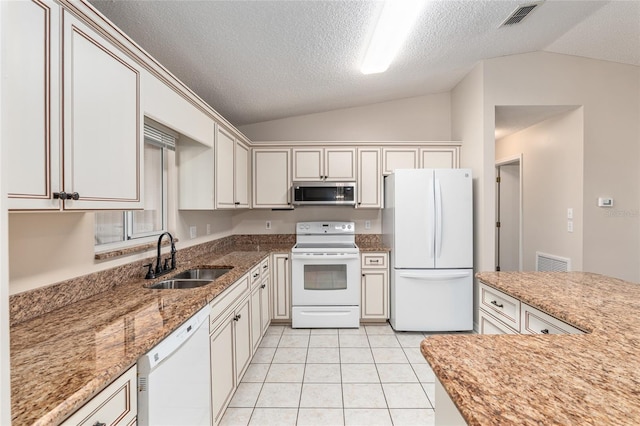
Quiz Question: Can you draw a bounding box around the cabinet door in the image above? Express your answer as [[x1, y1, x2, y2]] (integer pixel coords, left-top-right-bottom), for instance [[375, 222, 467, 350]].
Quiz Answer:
[[234, 297, 252, 383], [325, 148, 356, 181], [260, 276, 271, 335], [478, 310, 517, 335], [250, 285, 262, 354], [210, 314, 235, 425], [234, 141, 250, 208], [420, 147, 459, 169], [215, 127, 236, 208], [62, 12, 142, 210], [382, 148, 418, 175], [292, 148, 323, 181], [361, 269, 389, 320], [271, 253, 291, 320], [253, 148, 291, 208], [357, 148, 382, 208], [3, 0, 61, 210]]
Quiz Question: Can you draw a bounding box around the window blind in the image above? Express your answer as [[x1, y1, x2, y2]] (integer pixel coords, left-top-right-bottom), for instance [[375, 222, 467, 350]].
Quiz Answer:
[[144, 124, 176, 151]]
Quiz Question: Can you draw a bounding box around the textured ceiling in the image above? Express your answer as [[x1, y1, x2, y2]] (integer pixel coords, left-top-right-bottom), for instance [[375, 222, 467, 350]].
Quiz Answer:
[[89, 0, 640, 127]]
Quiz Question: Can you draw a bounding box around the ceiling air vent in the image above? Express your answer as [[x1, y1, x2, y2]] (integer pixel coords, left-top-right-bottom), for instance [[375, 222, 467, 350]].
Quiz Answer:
[[500, 2, 542, 27]]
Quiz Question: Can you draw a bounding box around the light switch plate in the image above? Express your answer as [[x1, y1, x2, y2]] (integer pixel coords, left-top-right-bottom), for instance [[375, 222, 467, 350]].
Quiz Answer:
[[189, 226, 197, 239], [567, 208, 573, 219]]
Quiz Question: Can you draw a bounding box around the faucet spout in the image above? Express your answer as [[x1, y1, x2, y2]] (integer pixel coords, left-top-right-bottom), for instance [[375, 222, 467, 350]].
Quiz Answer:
[[156, 232, 176, 274]]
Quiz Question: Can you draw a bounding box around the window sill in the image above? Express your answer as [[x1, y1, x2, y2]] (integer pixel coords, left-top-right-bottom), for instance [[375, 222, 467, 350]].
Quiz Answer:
[[95, 238, 179, 261]]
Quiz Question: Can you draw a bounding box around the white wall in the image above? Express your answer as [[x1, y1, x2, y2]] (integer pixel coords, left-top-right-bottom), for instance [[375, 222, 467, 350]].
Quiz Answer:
[[484, 52, 639, 281], [496, 108, 584, 271], [240, 93, 452, 142]]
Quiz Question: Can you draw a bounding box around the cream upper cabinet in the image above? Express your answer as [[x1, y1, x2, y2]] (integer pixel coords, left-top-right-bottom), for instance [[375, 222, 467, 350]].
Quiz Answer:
[[382, 147, 419, 175], [215, 127, 250, 209], [293, 148, 356, 181], [62, 11, 143, 210], [3, 0, 61, 210], [234, 141, 250, 208], [252, 148, 292, 208], [357, 148, 382, 208], [420, 147, 459, 169], [215, 126, 250, 209], [4, 2, 141, 210]]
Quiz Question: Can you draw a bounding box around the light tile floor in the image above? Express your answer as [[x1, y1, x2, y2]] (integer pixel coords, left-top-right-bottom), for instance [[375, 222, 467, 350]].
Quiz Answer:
[[220, 323, 440, 426]]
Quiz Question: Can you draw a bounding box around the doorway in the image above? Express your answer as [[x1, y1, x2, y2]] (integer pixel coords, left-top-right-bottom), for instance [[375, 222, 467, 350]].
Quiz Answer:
[[495, 155, 522, 271]]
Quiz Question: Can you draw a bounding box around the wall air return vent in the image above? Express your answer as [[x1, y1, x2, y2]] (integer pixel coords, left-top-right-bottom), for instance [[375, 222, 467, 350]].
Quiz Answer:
[[500, 2, 543, 27], [536, 252, 571, 272]]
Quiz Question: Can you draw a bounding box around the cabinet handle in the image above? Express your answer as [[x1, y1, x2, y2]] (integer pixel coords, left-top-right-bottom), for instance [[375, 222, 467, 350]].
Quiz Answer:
[[253, 273, 260, 278], [490, 300, 504, 308], [53, 191, 80, 200], [93, 422, 106, 426], [370, 259, 380, 263], [540, 329, 549, 334], [234, 202, 240, 205], [263, 265, 268, 269], [260, 284, 266, 289], [233, 315, 239, 322]]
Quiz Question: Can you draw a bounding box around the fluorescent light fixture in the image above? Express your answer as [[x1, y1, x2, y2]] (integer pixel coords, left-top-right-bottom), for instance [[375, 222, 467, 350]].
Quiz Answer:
[[361, 0, 426, 75]]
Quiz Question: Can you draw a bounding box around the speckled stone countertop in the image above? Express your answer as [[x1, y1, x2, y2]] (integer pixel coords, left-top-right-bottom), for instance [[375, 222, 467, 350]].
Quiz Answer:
[[10, 249, 273, 426], [420, 272, 640, 425]]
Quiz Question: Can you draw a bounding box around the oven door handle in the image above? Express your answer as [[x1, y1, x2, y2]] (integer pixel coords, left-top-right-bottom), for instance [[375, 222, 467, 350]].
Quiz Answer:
[[291, 253, 360, 260]]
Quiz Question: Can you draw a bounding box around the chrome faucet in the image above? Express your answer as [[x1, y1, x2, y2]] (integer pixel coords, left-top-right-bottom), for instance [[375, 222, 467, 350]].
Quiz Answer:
[[144, 232, 177, 279]]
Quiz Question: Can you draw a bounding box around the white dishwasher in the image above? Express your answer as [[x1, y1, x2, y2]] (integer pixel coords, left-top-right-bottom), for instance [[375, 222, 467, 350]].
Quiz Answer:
[[137, 305, 211, 426]]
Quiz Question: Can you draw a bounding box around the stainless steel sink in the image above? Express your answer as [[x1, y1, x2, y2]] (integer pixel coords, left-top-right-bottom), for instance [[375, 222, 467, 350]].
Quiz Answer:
[[171, 268, 232, 280], [145, 267, 233, 290], [145, 279, 216, 290]]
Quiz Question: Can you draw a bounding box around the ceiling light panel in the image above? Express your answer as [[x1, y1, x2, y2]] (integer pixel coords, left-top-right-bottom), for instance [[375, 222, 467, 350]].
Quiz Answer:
[[361, 0, 427, 75]]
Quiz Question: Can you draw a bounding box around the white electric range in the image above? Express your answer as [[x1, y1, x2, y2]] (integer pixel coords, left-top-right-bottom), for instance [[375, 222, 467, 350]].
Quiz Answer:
[[291, 221, 361, 328]]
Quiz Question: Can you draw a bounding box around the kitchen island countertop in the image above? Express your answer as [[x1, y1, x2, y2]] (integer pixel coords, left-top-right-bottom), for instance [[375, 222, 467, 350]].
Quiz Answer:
[[420, 271, 640, 425]]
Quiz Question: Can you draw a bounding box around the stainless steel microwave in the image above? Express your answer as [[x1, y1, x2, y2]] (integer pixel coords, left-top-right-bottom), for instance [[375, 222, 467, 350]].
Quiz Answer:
[[292, 181, 357, 206]]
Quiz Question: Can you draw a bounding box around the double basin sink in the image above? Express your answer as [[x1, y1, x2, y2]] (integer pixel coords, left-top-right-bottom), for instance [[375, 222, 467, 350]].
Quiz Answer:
[[145, 267, 232, 290]]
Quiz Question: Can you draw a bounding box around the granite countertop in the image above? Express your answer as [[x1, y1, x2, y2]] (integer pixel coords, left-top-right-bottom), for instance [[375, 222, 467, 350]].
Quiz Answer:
[[10, 249, 273, 426], [420, 272, 640, 425]]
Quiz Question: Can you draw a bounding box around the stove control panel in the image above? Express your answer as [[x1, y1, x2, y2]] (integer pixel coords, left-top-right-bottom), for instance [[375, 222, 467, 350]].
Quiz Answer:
[[296, 221, 355, 234]]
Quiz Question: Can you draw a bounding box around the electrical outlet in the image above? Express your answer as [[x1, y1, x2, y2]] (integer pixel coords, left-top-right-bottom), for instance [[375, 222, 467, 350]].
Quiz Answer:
[[365, 220, 371, 230], [189, 226, 197, 239], [206, 224, 211, 235], [266, 221, 272, 230]]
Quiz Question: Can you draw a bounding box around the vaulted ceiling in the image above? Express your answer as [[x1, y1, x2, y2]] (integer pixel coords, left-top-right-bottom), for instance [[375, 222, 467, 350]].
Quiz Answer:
[[89, 0, 640, 127]]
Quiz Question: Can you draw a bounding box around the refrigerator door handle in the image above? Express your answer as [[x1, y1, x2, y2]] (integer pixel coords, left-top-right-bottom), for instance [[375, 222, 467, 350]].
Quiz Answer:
[[428, 176, 436, 260], [398, 271, 471, 280], [435, 178, 443, 259]]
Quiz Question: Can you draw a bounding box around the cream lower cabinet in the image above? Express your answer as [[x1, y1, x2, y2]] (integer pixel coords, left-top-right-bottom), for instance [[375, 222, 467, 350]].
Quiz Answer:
[[360, 253, 389, 321], [271, 253, 291, 321], [210, 273, 252, 425], [251, 258, 271, 352], [252, 148, 292, 208], [4, 2, 142, 210], [61, 366, 136, 426], [478, 282, 583, 335]]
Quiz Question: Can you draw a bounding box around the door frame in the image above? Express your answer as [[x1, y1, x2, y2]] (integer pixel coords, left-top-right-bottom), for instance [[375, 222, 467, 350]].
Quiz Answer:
[[495, 154, 523, 271]]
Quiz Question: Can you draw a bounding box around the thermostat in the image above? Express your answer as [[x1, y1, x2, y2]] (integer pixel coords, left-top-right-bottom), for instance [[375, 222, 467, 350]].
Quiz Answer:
[[598, 197, 613, 207]]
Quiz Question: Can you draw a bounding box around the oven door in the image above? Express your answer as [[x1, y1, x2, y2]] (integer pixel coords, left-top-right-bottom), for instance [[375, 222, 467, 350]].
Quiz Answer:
[[291, 252, 360, 306]]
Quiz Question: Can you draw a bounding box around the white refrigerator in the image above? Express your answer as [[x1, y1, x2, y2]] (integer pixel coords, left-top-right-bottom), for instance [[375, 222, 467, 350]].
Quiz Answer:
[[382, 169, 473, 331]]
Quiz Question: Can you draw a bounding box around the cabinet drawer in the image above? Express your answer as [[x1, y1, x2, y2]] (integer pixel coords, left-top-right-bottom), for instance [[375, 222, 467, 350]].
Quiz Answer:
[[479, 282, 520, 331], [210, 273, 250, 329], [260, 257, 269, 276], [361, 253, 388, 268], [478, 310, 517, 335], [521, 303, 584, 335], [250, 264, 261, 287], [62, 366, 136, 426]]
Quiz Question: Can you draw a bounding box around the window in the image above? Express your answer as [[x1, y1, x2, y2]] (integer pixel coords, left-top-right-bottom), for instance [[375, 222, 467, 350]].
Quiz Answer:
[[94, 123, 174, 249]]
